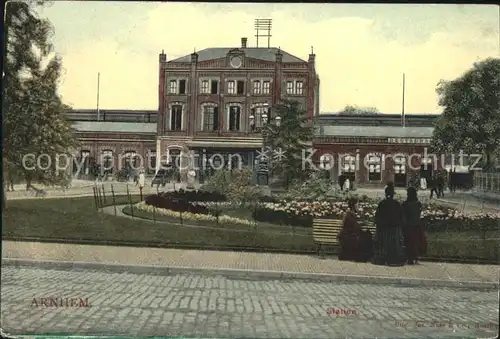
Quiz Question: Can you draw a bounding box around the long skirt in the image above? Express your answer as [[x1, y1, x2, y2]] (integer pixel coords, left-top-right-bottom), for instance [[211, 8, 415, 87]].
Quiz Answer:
[[372, 227, 406, 266], [357, 230, 373, 262]]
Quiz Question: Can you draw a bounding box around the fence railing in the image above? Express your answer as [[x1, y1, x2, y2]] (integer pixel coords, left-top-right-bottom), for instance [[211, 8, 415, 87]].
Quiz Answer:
[[473, 172, 500, 194]]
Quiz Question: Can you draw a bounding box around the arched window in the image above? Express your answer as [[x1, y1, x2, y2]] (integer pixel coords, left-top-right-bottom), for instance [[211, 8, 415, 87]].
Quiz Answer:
[[201, 103, 219, 131], [148, 149, 156, 173], [367, 153, 382, 182], [81, 150, 91, 175], [123, 151, 138, 170], [393, 155, 406, 174], [342, 155, 356, 174], [102, 150, 113, 171], [319, 154, 333, 170]]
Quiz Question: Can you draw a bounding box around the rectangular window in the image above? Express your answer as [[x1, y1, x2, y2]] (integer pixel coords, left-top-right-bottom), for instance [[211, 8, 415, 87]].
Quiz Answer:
[[286, 81, 294, 94], [169, 80, 177, 94], [295, 81, 304, 95], [170, 105, 182, 130], [253, 80, 261, 94], [253, 106, 265, 128], [203, 106, 219, 131], [179, 80, 186, 94], [227, 81, 235, 94], [201, 80, 209, 94], [237, 80, 245, 94], [262, 81, 270, 94], [229, 106, 241, 131], [210, 80, 218, 94]]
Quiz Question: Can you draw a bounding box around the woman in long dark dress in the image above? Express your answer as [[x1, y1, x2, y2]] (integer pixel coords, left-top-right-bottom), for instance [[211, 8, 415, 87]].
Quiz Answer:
[[337, 198, 361, 261], [372, 183, 406, 266], [403, 187, 427, 264]]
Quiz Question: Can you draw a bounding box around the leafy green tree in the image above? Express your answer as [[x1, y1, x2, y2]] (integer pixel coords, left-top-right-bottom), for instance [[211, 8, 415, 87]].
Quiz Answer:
[[338, 105, 380, 115], [266, 100, 315, 187], [3, 1, 78, 208], [431, 58, 500, 170]]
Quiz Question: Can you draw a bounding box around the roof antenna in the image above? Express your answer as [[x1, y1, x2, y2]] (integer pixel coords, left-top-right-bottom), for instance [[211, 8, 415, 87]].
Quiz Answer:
[[193, 47, 196, 53], [161, 49, 164, 54], [255, 18, 272, 48], [311, 46, 314, 54]]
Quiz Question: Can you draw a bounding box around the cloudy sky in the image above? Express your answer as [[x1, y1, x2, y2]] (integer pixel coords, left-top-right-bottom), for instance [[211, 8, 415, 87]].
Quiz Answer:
[[36, 2, 499, 114]]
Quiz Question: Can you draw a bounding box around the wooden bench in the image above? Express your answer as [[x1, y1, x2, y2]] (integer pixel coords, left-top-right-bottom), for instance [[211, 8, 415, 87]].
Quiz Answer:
[[312, 218, 377, 257]]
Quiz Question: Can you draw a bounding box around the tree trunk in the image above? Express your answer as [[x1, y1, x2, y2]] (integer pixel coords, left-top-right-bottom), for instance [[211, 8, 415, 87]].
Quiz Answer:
[[2, 186, 6, 210]]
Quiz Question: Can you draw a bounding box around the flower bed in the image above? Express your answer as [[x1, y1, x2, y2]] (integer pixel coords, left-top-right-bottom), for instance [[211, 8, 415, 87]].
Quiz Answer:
[[253, 198, 500, 232], [144, 190, 226, 215], [134, 201, 253, 226]]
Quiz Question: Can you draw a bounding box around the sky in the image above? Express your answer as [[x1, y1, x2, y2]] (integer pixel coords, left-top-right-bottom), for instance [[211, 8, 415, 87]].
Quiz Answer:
[[35, 2, 499, 114]]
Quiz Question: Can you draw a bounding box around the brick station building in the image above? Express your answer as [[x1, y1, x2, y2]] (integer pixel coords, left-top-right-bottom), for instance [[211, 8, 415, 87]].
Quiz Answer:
[[313, 113, 442, 187], [155, 37, 320, 171]]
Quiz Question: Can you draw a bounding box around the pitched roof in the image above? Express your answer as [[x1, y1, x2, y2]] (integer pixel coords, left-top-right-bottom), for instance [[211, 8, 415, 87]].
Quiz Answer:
[[316, 125, 434, 138], [168, 47, 306, 63], [73, 122, 156, 134]]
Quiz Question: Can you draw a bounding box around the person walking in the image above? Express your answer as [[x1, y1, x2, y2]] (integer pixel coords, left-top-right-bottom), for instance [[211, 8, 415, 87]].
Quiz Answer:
[[372, 182, 406, 266]]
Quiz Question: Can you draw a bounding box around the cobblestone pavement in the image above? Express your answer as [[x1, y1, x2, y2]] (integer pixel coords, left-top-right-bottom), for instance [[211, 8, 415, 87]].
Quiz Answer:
[[1, 266, 498, 338]]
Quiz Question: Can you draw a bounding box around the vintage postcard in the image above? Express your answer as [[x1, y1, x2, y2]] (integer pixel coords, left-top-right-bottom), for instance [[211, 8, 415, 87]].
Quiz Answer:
[[2, 1, 499, 338]]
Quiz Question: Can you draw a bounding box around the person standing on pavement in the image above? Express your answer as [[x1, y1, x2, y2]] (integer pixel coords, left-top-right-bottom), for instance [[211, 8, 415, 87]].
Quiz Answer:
[[372, 182, 406, 266], [402, 187, 424, 265], [429, 175, 438, 199], [338, 174, 346, 192], [138, 170, 145, 189], [437, 174, 445, 198]]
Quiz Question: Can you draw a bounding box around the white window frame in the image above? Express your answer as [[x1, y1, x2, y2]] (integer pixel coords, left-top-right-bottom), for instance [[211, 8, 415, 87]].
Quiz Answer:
[[394, 155, 406, 174], [227, 80, 236, 94], [200, 102, 218, 131], [226, 103, 243, 131], [168, 80, 177, 94], [168, 79, 187, 94], [286, 81, 294, 95], [342, 155, 356, 173], [168, 101, 185, 131], [253, 80, 262, 94], [367, 153, 382, 182], [262, 80, 271, 94], [250, 103, 269, 129], [200, 80, 209, 94], [295, 81, 304, 95]]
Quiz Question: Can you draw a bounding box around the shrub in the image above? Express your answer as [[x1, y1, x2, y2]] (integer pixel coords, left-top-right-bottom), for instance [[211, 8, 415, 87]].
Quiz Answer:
[[144, 190, 226, 215]]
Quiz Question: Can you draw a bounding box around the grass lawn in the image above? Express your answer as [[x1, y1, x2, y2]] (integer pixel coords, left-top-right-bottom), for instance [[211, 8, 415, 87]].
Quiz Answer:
[[2, 196, 315, 252], [2, 196, 498, 261]]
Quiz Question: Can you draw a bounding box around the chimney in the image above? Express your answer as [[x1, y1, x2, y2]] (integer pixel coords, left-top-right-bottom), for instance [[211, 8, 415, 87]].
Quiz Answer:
[[276, 47, 283, 63], [159, 50, 166, 63], [241, 37, 248, 48], [191, 52, 198, 63]]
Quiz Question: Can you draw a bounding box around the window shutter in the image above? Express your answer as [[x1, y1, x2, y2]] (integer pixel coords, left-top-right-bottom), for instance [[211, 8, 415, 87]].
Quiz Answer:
[[179, 80, 186, 94], [236, 107, 241, 130], [237, 81, 244, 94], [213, 106, 219, 131]]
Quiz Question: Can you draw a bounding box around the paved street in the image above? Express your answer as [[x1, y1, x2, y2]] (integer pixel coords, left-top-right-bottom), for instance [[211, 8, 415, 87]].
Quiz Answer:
[[1, 265, 498, 338]]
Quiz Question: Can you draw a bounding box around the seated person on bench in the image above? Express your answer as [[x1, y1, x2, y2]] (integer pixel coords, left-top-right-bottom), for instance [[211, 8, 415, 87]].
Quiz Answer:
[[337, 198, 362, 261]]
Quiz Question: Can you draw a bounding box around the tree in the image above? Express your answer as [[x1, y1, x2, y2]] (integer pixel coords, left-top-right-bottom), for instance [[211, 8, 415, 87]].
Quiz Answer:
[[338, 105, 380, 115], [3, 1, 78, 209], [266, 100, 315, 187], [430, 58, 500, 170]]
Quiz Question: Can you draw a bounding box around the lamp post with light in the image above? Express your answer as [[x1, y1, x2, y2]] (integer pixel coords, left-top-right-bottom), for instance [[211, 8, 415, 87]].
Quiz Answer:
[[249, 103, 281, 185]]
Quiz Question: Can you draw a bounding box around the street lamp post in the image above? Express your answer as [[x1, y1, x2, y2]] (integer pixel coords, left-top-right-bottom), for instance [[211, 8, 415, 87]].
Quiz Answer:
[[249, 103, 280, 185]]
